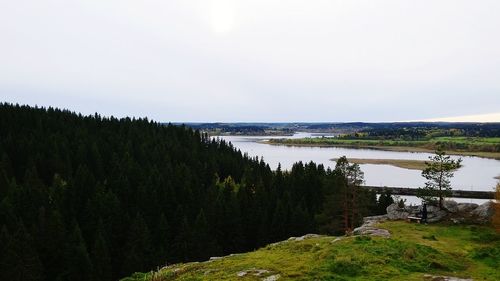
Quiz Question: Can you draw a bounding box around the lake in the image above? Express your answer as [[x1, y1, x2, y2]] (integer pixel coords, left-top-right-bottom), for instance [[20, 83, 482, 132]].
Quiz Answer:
[[219, 133, 500, 204]]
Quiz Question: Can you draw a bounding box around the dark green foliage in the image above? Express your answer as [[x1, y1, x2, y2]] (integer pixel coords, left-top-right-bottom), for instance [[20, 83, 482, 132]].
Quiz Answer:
[[0, 103, 379, 280], [123, 214, 152, 274], [0, 222, 43, 281], [417, 149, 462, 207], [377, 190, 395, 215], [192, 209, 219, 261], [63, 223, 93, 281], [91, 225, 112, 281]]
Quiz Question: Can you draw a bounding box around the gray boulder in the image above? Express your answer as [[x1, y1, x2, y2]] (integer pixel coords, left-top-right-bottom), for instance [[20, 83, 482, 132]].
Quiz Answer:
[[427, 210, 448, 223], [470, 201, 495, 223], [386, 203, 410, 220], [442, 200, 459, 213], [457, 202, 478, 213], [426, 205, 448, 223]]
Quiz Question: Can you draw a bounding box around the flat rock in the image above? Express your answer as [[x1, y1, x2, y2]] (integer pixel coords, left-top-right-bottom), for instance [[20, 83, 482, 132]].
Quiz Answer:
[[237, 269, 270, 277], [353, 215, 391, 238], [423, 274, 473, 281], [288, 234, 321, 241], [354, 227, 391, 238], [262, 274, 281, 281]]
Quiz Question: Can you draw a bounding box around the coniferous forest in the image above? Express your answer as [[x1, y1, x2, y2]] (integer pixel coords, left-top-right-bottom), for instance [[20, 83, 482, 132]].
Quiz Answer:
[[0, 103, 392, 281]]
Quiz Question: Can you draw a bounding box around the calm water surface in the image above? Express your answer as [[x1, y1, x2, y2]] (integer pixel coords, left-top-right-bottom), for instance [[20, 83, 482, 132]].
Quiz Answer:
[[219, 133, 499, 203]]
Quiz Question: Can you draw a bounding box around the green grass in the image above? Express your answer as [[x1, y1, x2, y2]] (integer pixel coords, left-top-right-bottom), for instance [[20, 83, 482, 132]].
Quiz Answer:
[[121, 222, 500, 281]]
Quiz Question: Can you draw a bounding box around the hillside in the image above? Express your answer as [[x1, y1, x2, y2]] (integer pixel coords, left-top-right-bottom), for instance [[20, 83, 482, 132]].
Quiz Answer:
[[122, 221, 499, 281], [0, 103, 387, 280]]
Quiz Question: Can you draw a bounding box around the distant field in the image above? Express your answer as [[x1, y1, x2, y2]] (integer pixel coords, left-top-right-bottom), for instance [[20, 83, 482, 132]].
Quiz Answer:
[[331, 158, 429, 170], [268, 137, 500, 160]]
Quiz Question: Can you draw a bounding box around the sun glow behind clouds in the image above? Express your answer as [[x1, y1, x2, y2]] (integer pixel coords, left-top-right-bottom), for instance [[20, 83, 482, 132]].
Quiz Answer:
[[209, 0, 237, 34]]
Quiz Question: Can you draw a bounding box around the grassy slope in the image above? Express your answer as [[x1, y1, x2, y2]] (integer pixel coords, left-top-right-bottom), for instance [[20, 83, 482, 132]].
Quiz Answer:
[[122, 222, 499, 281]]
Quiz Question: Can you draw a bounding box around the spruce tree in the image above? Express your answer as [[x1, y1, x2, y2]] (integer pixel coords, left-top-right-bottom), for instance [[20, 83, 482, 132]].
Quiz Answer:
[[377, 190, 394, 215], [91, 229, 112, 281], [172, 216, 193, 262], [0, 225, 11, 280], [64, 223, 92, 281], [192, 209, 219, 261], [153, 213, 171, 267], [1, 222, 43, 281], [122, 213, 152, 275]]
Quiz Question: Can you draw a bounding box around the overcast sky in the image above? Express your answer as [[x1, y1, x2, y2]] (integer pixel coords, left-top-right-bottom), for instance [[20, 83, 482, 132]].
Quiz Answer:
[[1, 0, 499, 122]]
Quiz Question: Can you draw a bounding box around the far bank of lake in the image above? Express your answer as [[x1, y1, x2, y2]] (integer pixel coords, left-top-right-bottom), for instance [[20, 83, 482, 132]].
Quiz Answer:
[[218, 133, 500, 198], [265, 139, 500, 160]]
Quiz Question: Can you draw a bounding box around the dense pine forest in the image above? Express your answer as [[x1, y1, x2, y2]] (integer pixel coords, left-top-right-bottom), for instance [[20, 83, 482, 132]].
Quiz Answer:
[[0, 103, 391, 281]]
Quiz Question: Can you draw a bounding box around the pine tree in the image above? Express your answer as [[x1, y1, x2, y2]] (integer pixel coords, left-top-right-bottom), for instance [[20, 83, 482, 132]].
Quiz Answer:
[[417, 149, 462, 208]]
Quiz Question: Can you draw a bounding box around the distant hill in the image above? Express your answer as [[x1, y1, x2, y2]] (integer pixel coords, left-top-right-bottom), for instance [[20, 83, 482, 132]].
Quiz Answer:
[[180, 122, 500, 137]]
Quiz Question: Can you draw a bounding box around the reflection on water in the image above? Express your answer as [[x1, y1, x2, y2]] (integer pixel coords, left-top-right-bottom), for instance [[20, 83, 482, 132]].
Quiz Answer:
[[219, 133, 500, 195]]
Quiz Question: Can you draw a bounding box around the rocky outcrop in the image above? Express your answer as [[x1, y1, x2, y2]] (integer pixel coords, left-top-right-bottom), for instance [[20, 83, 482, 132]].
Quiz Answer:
[[470, 201, 495, 223], [457, 203, 478, 213], [288, 234, 321, 242], [385, 200, 494, 224], [353, 215, 391, 238], [386, 204, 411, 220], [442, 200, 459, 213], [426, 205, 448, 223]]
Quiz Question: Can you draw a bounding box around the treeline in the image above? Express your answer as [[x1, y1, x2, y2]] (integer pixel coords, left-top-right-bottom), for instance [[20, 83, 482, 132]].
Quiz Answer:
[[342, 126, 500, 140], [0, 103, 390, 281]]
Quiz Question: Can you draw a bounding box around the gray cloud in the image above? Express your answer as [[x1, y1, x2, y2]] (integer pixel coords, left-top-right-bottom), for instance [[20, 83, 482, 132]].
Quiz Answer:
[[1, 0, 499, 122]]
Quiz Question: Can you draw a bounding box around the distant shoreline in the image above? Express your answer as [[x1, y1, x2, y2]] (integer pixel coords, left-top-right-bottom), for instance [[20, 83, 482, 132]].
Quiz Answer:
[[262, 140, 500, 160]]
